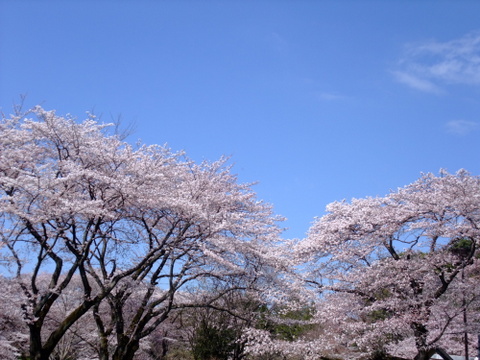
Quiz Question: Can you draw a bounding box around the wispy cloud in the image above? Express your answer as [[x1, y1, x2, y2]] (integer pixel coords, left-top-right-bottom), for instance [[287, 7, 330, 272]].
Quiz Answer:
[[392, 71, 442, 94], [267, 32, 289, 55], [394, 31, 480, 93], [317, 92, 347, 101], [444, 119, 478, 135]]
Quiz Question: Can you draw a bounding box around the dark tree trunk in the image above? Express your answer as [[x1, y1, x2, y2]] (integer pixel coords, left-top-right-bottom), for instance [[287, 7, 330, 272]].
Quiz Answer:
[[29, 323, 49, 360], [112, 340, 140, 360], [414, 348, 436, 360], [477, 333, 480, 360], [28, 296, 99, 360], [411, 322, 436, 360]]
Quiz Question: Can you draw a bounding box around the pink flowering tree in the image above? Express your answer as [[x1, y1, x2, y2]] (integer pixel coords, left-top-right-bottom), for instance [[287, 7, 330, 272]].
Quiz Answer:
[[0, 107, 286, 360], [294, 171, 480, 360], [0, 275, 28, 359]]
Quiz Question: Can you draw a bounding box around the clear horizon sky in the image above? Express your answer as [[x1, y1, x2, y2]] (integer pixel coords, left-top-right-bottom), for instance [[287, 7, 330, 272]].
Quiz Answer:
[[2, 1, 480, 239]]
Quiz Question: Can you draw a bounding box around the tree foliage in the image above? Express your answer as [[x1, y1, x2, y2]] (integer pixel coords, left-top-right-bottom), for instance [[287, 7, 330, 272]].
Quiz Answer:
[[2, 105, 480, 360], [294, 170, 480, 360], [0, 107, 286, 360]]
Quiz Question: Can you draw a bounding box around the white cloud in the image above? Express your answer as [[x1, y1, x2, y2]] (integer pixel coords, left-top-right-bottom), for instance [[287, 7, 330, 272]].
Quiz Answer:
[[392, 71, 442, 94], [317, 92, 346, 101], [267, 32, 289, 54], [444, 119, 478, 135], [394, 31, 480, 92]]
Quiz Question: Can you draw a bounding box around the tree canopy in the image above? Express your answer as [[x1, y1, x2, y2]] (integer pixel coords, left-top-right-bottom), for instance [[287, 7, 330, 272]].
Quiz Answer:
[[1, 106, 480, 360], [0, 107, 287, 360], [293, 170, 480, 360]]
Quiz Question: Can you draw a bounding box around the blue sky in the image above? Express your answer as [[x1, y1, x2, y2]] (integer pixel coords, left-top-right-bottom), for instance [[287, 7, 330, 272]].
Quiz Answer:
[[2, 1, 480, 239]]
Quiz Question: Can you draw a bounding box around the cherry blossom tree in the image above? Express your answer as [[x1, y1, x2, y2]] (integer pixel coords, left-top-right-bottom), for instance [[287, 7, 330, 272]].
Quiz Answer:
[[0, 107, 286, 360], [293, 170, 480, 360], [0, 275, 28, 359]]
